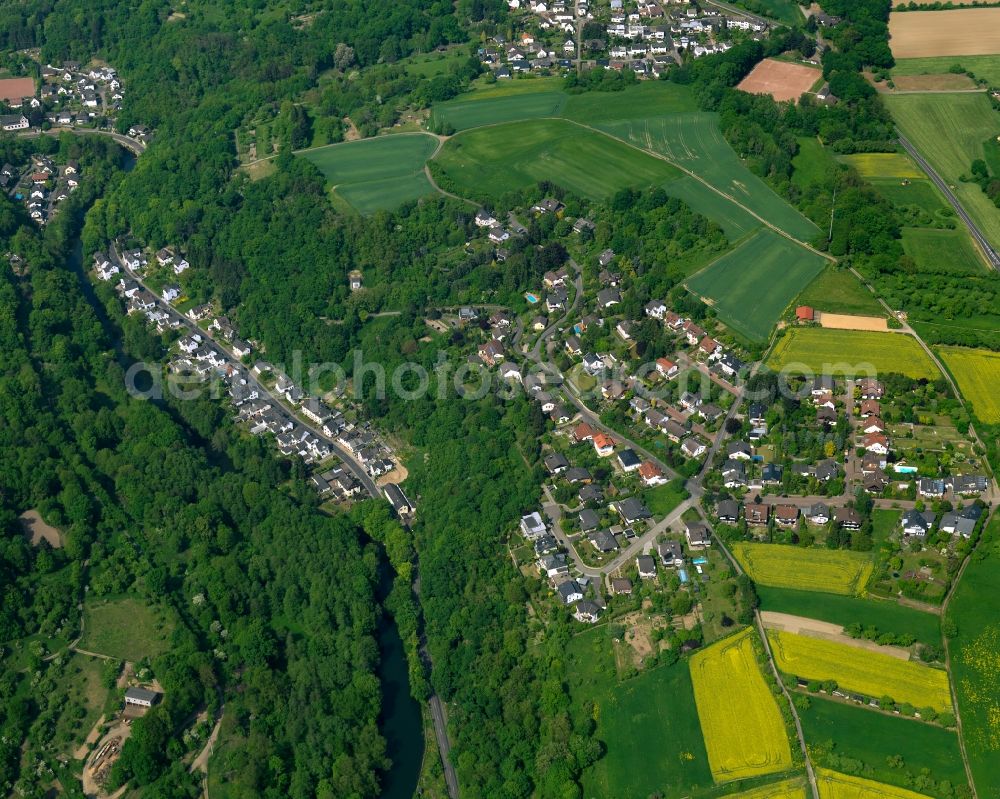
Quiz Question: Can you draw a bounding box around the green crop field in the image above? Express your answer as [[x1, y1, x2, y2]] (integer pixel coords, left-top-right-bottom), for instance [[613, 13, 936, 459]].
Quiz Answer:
[[732, 543, 874, 596], [886, 93, 1000, 251], [767, 329, 940, 380], [792, 137, 838, 189], [936, 346, 1000, 422], [434, 119, 681, 201], [794, 268, 885, 316], [299, 133, 439, 212], [596, 112, 819, 240], [80, 596, 174, 662], [689, 627, 794, 782], [432, 89, 568, 131], [686, 230, 827, 342], [893, 54, 1000, 85], [567, 627, 714, 798], [562, 81, 699, 122], [901, 227, 987, 274], [768, 630, 953, 713], [947, 514, 1000, 793], [800, 696, 967, 796], [757, 587, 940, 646], [870, 178, 950, 217], [665, 175, 761, 240]]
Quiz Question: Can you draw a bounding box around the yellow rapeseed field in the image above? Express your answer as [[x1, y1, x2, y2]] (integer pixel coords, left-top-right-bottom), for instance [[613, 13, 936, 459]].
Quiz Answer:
[[689, 628, 793, 782], [767, 630, 952, 713], [733, 777, 808, 799], [937, 346, 1000, 423], [731, 543, 874, 596], [816, 768, 934, 799]]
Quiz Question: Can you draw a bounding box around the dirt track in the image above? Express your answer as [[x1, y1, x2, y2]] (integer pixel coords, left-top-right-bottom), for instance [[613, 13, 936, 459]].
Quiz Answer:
[[818, 312, 888, 331], [760, 611, 912, 660]]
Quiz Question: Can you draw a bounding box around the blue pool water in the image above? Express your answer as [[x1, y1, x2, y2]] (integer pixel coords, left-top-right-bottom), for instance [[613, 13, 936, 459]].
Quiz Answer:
[[525, 293, 539, 303], [678, 568, 689, 583], [692, 557, 708, 565], [895, 465, 918, 474]]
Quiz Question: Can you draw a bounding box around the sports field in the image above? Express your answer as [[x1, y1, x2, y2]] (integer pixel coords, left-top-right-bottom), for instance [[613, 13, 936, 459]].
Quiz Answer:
[[737, 58, 822, 103], [566, 627, 713, 797], [434, 119, 681, 201], [839, 153, 923, 180], [901, 227, 987, 274], [888, 9, 1000, 58], [299, 133, 439, 212], [947, 514, 1000, 793], [732, 543, 874, 596], [816, 768, 935, 799], [800, 697, 968, 793], [596, 112, 819, 240], [893, 54, 1000, 85], [689, 627, 793, 782], [757, 587, 941, 646], [732, 777, 807, 799], [686, 230, 827, 342], [794, 268, 884, 317], [936, 346, 1000, 422], [766, 328, 940, 380], [886, 92, 1000, 251], [767, 629, 953, 713]]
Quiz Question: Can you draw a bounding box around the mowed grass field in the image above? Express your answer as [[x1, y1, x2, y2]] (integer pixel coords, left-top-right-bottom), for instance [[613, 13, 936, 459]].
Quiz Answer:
[[757, 587, 941, 646], [596, 112, 819, 240], [80, 596, 173, 662], [732, 543, 875, 596], [689, 628, 793, 782], [816, 768, 937, 799], [686, 230, 827, 342], [947, 514, 1000, 793], [434, 119, 681, 201], [767, 629, 953, 713], [800, 696, 968, 795], [792, 137, 838, 190], [886, 93, 1000, 251], [901, 227, 987, 274], [794, 268, 884, 317], [871, 178, 950, 217], [566, 627, 714, 797], [936, 346, 1000, 422], [766, 328, 940, 380], [299, 133, 439, 212]]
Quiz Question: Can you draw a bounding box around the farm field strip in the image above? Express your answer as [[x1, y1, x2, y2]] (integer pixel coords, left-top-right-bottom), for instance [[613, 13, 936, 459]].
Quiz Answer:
[[664, 174, 761, 240], [888, 8, 1000, 58], [893, 54, 1000, 85], [838, 153, 923, 179], [901, 227, 988, 275], [431, 90, 568, 131], [815, 768, 935, 799], [731, 777, 808, 799], [686, 229, 827, 342], [767, 629, 953, 713], [935, 346, 1000, 422], [732, 543, 874, 596], [689, 627, 793, 782], [766, 328, 941, 380]]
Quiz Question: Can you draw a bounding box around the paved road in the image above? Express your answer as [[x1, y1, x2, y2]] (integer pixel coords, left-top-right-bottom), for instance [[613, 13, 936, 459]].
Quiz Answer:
[[428, 694, 460, 798], [19, 126, 146, 155], [899, 133, 1000, 271], [107, 243, 382, 500]]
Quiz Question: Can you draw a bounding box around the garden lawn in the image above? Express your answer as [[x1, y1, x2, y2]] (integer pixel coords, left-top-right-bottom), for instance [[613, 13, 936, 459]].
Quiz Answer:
[[886, 92, 1000, 251], [567, 627, 714, 798], [299, 133, 439, 212], [800, 696, 967, 796], [935, 346, 1000, 422], [947, 514, 1000, 793], [642, 481, 688, 517], [756, 586, 940, 646], [816, 768, 937, 799], [686, 229, 827, 342], [901, 227, 987, 275], [732, 543, 874, 596], [767, 629, 953, 713], [433, 119, 681, 202], [596, 112, 819, 240], [689, 628, 793, 782], [794, 268, 884, 316], [79, 596, 173, 662], [766, 328, 940, 380]]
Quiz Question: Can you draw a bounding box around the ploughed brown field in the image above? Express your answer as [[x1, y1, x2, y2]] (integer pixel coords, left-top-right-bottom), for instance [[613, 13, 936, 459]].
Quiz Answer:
[[889, 8, 1000, 58], [737, 58, 821, 103]]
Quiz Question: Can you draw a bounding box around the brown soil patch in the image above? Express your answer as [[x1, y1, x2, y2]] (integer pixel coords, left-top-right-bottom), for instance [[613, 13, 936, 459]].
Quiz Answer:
[[74, 714, 105, 760], [761, 611, 912, 660], [19, 509, 63, 548], [376, 463, 409, 487], [343, 116, 361, 142], [737, 58, 823, 103], [889, 8, 1000, 58], [818, 312, 888, 331]]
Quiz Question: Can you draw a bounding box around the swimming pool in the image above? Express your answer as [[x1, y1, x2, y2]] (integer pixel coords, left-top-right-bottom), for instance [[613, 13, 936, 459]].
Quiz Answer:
[[692, 557, 708, 565], [525, 293, 539, 303], [894, 465, 918, 474], [678, 568, 689, 583]]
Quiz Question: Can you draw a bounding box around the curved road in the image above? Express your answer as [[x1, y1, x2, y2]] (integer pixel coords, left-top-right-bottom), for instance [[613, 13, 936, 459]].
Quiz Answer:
[[898, 133, 1000, 271]]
